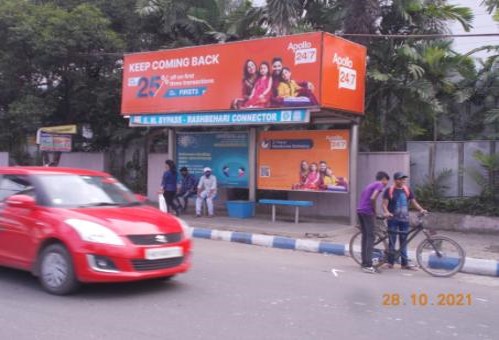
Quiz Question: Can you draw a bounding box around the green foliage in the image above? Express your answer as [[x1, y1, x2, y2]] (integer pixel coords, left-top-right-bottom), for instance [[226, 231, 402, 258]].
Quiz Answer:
[[0, 0, 124, 159], [134, 0, 245, 47], [481, 0, 499, 15], [352, 1, 479, 150], [422, 196, 499, 217], [414, 168, 452, 205], [469, 150, 499, 201], [415, 154, 499, 217], [0, 0, 497, 190]]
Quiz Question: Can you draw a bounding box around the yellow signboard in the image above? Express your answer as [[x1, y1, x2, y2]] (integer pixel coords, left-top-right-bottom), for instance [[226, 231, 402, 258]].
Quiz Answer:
[[40, 125, 77, 134]]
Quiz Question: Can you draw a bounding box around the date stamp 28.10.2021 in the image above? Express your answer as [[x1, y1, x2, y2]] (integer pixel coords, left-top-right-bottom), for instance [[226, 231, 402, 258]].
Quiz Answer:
[[382, 293, 472, 307]]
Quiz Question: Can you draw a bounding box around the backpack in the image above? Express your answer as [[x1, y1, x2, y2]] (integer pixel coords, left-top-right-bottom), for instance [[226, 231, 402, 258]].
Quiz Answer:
[[387, 185, 410, 200]]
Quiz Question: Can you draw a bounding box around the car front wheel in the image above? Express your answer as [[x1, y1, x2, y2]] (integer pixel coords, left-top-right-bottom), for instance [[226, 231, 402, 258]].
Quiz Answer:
[[39, 244, 80, 295]]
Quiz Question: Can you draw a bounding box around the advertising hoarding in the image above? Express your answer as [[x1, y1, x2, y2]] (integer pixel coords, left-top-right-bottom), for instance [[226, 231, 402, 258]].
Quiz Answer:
[[122, 32, 366, 116], [257, 130, 350, 192], [39, 132, 72, 152], [176, 132, 249, 188], [40, 125, 77, 134], [321, 34, 367, 114]]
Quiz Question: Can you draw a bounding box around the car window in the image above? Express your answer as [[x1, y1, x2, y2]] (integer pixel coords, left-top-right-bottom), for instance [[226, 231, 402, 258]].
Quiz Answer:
[[36, 174, 138, 207], [0, 175, 35, 201], [80, 176, 136, 203]]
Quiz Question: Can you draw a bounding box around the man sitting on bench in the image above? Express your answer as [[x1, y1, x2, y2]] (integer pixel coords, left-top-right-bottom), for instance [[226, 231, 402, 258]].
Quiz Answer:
[[175, 166, 198, 212], [196, 167, 217, 217]]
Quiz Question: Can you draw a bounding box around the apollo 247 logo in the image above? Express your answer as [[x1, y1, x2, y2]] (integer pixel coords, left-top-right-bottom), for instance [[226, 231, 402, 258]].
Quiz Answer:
[[332, 53, 357, 91], [287, 41, 317, 65]]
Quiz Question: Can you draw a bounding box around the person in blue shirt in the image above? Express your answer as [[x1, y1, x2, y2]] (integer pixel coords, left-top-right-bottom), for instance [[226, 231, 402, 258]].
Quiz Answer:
[[160, 159, 180, 216], [382, 172, 427, 270], [175, 167, 198, 212]]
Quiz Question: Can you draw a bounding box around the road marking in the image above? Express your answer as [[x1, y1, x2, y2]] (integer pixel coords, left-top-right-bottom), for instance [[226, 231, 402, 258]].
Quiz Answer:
[[331, 268, 344, 277]]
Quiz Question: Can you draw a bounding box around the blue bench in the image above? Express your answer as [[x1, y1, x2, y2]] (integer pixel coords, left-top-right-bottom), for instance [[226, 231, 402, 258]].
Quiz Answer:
[[258, 199, 314, 224]]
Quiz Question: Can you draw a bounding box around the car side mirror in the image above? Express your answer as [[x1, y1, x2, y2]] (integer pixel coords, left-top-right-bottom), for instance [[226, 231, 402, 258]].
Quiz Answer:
[[6, 195, 36, 209]]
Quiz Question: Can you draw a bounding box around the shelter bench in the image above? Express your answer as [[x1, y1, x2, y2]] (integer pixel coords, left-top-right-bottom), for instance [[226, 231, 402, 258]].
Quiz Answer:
[[258, 199, 314, 224]]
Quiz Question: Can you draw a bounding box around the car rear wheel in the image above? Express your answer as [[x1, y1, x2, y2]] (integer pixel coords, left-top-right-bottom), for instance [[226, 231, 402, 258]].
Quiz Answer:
[[39, 244, 80, 295]]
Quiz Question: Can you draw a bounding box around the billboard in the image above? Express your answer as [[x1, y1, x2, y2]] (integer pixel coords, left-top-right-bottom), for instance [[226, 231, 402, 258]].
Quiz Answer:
[[321, 35, 367, 114], [40, 125, 77, 134], [257, 130, 350, 192], [121, 32, 366, 116], [38, 132, 72, 152], [176, 132, 249, 188]]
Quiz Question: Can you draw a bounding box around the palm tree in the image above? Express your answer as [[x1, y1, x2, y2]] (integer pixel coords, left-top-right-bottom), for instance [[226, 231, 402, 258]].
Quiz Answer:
[[265, 0, 303, 35], [342, 0, 380, 45], [450, 54, 499, 140], [236, 0, 306, 36], [135, 0, 243, 47], [481, 0, 499, 15], [359, 1, 474, 150]]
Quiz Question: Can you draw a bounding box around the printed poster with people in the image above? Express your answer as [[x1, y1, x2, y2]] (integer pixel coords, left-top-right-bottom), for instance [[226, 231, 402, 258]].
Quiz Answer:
[[176, 132, 249, 188], [258, 130, 350, 193], [121, 32, 366, 116]]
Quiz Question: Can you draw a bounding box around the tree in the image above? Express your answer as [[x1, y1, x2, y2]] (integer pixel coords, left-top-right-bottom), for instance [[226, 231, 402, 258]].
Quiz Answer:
[[0, 0, 494, 163], [481, 0, 499, 19], [451, 55, 499, 139], [357, 1, 474, 150], [134, 0, 245, 47], [0, 1, 125, 162]]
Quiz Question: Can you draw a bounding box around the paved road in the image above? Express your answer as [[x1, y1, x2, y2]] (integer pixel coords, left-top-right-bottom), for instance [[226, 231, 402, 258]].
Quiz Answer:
[[0, 239, 498, 340]]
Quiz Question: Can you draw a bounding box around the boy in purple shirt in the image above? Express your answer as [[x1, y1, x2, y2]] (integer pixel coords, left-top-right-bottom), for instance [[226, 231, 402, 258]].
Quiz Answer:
[[356, 171, 390, 273]]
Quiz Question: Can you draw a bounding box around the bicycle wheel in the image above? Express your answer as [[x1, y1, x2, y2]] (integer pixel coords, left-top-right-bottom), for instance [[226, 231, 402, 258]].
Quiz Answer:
[[349, 230, 388, 268], [416, 236, 465, 277]]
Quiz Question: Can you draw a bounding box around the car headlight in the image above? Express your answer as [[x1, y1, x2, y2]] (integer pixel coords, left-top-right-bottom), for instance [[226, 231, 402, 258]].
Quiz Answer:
[[66, 219, 125, 246], [174, 217, 192, 240]]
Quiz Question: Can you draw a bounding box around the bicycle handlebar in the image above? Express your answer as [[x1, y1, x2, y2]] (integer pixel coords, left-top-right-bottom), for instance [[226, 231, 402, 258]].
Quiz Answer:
[[378, 212, 429, 220]]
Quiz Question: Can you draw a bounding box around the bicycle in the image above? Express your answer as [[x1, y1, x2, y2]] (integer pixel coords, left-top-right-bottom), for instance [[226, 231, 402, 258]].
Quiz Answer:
[[349, 213, 466, 277]]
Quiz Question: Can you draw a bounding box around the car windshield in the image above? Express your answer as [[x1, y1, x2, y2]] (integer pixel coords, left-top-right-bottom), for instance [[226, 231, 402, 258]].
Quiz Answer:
[[37, 174, 140, 208]]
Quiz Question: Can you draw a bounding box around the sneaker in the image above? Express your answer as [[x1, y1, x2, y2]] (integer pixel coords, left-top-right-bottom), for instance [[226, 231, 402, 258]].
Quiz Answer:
[[401, 264, 418, 271], [362, 266, 378, 274]]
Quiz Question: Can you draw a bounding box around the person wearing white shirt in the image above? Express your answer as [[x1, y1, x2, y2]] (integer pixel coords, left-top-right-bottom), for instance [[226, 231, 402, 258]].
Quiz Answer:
[[196, 167, 217, 217]]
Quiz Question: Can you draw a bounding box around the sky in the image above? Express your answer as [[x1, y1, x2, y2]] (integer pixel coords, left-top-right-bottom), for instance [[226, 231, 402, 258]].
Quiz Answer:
[[448, 0, 499, 61]]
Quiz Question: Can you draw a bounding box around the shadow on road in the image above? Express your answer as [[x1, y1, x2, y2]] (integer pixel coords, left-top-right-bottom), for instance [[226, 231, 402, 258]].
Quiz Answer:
[[0, 266, 190, 298]]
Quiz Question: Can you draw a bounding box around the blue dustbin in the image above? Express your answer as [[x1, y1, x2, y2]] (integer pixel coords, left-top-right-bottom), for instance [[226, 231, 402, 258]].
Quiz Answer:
[[225, 200, 255, 219]]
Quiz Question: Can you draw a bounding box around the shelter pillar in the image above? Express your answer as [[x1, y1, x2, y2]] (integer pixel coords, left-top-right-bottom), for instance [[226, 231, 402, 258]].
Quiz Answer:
[[249, 127, 257, 202], [168, 128, 175, 160], [350, 123, 359, 226]]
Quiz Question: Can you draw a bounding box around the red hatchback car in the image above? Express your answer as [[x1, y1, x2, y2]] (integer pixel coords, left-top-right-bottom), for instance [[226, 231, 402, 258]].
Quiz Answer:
[[0, 167, 192, 295]]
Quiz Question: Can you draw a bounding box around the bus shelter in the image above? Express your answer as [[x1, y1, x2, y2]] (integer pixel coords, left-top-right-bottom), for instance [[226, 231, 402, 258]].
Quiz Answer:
[[121, 32, 366, 226]]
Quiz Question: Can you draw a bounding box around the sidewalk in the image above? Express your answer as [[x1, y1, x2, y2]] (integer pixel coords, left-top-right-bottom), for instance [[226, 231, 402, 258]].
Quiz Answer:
[[180, 212, 499, 278]]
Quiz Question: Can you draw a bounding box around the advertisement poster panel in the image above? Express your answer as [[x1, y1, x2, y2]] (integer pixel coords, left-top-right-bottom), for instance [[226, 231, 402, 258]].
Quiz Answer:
[[176, 132, 249, 188], [122, 33, 325, 115], [321, 34, 367, 114], [39, 132, 72, 152], [257, 130, 350, 192]]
